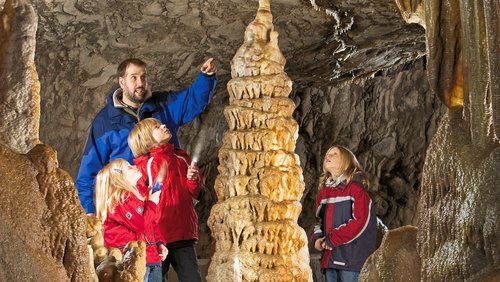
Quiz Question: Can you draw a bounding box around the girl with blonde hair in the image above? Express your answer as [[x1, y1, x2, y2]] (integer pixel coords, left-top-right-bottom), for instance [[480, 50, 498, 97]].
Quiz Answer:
[[95, 158, 168, 282], [128, 118, 205, 282], [311, 145, 376, 282], [317, 145, 369, 190]]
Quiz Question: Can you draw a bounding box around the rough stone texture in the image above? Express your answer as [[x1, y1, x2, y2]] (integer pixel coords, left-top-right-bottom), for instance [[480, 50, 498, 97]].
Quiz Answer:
[[207, 1, 311, 281], [358, 225, 421, 282], [416, 113, 499, 281], [0, 143, 92, 281], [0, 0, 40, 153], [395, 0, 425, 28], [413, 0, 500, 281]]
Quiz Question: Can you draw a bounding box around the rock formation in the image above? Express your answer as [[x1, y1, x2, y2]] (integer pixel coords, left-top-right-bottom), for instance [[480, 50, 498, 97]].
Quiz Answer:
[[0, 143, 92, 281], [0, 0, 40, 153], [360, 0, 499, 281], [358, 225, 421, 282], [1, 0, 498, 280], [207, 1, 312, 281], [415, 0, 499, 280]]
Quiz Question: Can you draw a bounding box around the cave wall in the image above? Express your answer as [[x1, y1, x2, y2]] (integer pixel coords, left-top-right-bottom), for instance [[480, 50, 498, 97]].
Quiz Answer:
[[0, 143, 92, 281], [295, 58, 444, 233]]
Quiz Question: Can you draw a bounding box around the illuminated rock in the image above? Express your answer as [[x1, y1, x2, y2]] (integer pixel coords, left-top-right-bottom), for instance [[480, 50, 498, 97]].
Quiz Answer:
[[207, 1, 312, 281]]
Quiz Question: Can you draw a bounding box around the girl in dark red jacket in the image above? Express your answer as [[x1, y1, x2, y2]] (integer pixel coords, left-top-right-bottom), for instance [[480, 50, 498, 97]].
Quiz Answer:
[[311, 145, 377, 282], [128, 118, 204, 282], [95, 158, 168, 282]]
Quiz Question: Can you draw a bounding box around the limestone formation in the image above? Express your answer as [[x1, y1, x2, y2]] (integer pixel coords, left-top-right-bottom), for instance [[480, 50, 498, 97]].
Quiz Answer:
[[207, 1, 312, 281], [395, 0, 425, 28], [0, 143, 92, 281], [410, 0, 500, 281], [0, 0, 40, 153], [416, 113, 499, 281], [97, 241, 147, 282], [358, 225, 421, 282]]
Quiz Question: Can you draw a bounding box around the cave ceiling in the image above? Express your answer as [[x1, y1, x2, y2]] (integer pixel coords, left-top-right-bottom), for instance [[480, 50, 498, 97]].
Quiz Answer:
[[32, 0, 425, 91]]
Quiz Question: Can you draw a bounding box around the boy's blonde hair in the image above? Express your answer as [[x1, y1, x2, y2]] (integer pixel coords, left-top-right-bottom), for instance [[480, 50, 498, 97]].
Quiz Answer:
[[95, 158, 144, 222], [128, 118, 162, 157], [318, 145, 369, 190]]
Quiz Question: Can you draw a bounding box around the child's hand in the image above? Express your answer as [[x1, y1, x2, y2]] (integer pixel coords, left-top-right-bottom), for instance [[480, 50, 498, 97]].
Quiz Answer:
[[315, 237, 332, 251], [158, 244, 168, 261], [314, 237, 325, 251], [149, 191, 161, 205], [187, 164, 200, 181]]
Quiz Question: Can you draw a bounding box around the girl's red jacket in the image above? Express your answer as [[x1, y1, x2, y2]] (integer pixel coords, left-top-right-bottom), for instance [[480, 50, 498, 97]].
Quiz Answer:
[[133, 144, 204, 245], [103, 189, 165, 265]]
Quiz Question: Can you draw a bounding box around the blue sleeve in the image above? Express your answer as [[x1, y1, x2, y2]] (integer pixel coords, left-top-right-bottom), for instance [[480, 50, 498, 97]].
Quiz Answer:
[[75, 124, 111, 214], [161, 72, 217, 126]]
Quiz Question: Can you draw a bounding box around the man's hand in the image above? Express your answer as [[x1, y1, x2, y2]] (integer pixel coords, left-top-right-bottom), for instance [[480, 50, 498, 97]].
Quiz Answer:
[[158, 244, 168, 261], [201, 58, 217, 75]]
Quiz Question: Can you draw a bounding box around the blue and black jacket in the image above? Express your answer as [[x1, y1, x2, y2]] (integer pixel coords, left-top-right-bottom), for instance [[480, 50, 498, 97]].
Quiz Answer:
[[76, 72, 216, 214], [311, 178, 377, 272]]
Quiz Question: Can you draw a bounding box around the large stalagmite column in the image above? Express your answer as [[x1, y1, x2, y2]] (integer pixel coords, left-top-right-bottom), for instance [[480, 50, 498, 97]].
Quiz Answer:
[[207, 1, 312, 281], [0, 0, 40, 153]]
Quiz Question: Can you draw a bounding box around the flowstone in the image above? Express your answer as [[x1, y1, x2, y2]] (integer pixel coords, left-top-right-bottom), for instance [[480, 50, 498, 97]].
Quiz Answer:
[[207, 1, 312, 281]]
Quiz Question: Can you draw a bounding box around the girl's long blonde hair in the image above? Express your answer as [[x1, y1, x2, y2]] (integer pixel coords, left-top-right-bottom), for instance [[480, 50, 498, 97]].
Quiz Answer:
[[95, 158, 144, 222], [318, 145, 369, 190], [128, 118, 162, 157]]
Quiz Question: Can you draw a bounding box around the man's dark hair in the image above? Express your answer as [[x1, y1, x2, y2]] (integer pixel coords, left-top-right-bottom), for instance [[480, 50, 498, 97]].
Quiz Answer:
[[117, 58, 147, 78]]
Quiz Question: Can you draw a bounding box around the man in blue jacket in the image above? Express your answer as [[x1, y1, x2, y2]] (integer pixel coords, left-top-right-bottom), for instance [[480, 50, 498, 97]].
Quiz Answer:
[[76, 57, 217, 214]]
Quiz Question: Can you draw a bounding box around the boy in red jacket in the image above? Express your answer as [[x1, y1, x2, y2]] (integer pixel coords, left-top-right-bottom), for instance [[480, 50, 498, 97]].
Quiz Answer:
[[128, 118, 204, 282]]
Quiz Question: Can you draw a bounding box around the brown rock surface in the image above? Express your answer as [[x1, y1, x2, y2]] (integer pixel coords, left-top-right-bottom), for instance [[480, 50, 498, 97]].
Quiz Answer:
[[416, 113, 499, 281], [414, 0, 500, 281], [0, 0, 40, 153], [359, 225, 421, 282], [0, 143, 92, 281]]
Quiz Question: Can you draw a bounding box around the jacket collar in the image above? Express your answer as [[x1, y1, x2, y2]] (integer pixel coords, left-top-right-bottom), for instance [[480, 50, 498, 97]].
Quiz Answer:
[[149, 143, 175, 156], [106, 87, 157, 123]]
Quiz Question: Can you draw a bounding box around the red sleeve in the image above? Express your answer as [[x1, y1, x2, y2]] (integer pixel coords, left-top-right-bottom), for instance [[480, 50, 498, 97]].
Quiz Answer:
[[186, 169, 204, 199], [113, 194, 158, 234], [154, 221, 166, 244], [326, 182, 373, 247]]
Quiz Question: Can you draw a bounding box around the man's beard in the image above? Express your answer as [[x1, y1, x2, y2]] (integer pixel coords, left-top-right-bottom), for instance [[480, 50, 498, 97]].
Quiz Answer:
[[124, 87, 148, 104]]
